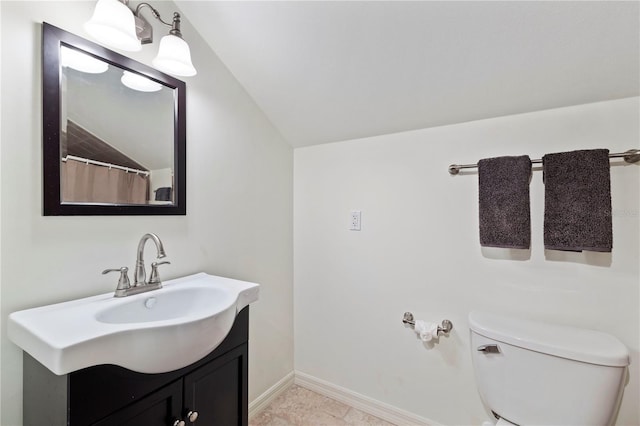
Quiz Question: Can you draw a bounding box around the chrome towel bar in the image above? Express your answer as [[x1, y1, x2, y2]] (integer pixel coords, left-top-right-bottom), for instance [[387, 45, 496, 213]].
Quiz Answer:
[[448, 148, 640, 175]]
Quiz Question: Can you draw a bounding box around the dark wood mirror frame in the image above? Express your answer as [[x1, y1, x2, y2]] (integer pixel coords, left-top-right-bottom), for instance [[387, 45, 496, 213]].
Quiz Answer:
[[42, 22, 186, 215]]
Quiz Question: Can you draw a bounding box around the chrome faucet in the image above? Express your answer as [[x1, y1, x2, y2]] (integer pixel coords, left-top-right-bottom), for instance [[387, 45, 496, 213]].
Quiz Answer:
[[103, 233, 171, 297], [134, 233, 167, 286]]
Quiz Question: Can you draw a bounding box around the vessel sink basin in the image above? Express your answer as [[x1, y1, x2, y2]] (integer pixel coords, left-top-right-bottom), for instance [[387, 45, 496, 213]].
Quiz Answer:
[[8, 273, 259, 375]]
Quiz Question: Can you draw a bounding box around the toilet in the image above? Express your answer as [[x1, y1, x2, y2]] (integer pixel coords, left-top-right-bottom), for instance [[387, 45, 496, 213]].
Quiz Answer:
[[469, 311, 630, 426]]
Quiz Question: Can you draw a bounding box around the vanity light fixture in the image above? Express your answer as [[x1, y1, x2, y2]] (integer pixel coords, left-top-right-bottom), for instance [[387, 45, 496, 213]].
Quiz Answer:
[[84, 0, 197, 77], [121, 71, 162, 92]]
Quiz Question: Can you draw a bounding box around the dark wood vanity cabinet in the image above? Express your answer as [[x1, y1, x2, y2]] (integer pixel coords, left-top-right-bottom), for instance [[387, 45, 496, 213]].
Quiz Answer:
[[23, 308, 249, 426], [92, 380, 184, 426]]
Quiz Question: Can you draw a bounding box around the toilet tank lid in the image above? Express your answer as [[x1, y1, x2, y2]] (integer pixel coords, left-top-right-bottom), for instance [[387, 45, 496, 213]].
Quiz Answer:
[[468, 311, 630, 367]]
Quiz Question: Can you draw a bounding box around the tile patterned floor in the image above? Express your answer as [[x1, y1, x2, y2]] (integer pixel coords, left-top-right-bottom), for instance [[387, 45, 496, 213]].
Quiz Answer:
[[249, 385, 396, 426]]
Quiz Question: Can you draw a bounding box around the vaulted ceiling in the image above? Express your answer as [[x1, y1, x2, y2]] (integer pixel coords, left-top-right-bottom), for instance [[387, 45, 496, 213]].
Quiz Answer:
[[177, 1, 639, 147]]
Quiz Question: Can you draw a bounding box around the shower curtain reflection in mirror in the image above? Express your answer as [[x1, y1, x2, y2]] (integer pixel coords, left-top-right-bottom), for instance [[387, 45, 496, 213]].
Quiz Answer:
[[61, 160, 149, 205]]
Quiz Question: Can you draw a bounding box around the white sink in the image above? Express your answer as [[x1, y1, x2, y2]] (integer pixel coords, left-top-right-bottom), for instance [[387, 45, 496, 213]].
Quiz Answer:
[[95, 286, 232, 324], [8, 273, 259, 375]]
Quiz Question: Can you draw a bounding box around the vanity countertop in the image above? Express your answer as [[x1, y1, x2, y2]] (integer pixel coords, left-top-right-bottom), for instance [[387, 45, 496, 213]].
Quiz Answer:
[[8, 272, 259, 375]]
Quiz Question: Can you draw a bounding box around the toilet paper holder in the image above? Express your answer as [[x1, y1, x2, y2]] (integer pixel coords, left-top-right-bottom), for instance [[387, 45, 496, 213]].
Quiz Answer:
[[402, 312, 453, 336]]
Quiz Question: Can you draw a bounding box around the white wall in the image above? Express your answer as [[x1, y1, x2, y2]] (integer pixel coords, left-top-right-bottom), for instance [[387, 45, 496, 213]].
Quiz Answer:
[[0, 2, 293, 425], [0, 2, 3, 418], [294, 98, 640, 425]]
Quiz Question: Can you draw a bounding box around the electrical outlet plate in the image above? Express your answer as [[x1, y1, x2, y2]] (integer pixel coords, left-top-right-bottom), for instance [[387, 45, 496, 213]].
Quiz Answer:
[[350, 211, 361, 231]]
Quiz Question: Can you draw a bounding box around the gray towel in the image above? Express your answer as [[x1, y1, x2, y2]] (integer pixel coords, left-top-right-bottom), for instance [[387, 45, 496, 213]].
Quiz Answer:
[[154, 187, 172, 201], [478, 156, 532, 249], [543, 149, 612, 252]]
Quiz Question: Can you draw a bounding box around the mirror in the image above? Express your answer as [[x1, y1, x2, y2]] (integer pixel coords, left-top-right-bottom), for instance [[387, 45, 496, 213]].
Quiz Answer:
[[42, 22, 186, 215]]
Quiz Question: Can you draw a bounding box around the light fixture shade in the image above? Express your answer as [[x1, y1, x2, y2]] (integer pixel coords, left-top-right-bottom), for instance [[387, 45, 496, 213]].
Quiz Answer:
[[152, 35, 197, 77], [84, 0, 141, 52], [61, 46, 109, 74], [121, 71, 162, 92]]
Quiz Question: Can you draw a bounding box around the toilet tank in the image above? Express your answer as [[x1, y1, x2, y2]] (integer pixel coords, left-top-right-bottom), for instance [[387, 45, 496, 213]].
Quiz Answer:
[[469, 311, 629, 426]]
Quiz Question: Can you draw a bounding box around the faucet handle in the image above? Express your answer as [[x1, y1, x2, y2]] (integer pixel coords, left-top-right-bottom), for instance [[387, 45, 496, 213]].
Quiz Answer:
[[102, 267, 131, 295], [149, 261, 170, 285]]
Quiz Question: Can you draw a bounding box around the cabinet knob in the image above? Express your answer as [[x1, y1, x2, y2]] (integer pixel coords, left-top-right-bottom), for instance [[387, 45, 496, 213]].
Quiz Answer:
[[187, 410, 199, 422], [173, 420, 186, 426]]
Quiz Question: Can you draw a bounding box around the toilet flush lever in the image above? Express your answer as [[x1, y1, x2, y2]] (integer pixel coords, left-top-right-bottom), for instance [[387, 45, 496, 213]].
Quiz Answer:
[[477, 344, 500, 354]]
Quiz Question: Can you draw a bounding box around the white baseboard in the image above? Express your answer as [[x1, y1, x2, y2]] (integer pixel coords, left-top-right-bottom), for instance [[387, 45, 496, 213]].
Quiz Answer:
[[294, 371, 440, 426], [249, 371, 295, 419]]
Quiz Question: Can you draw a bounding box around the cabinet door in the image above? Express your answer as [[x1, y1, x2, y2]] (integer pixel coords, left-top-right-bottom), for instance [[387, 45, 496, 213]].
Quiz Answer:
[[183, 344, 248, 426], [92, 380, 183, 426]]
